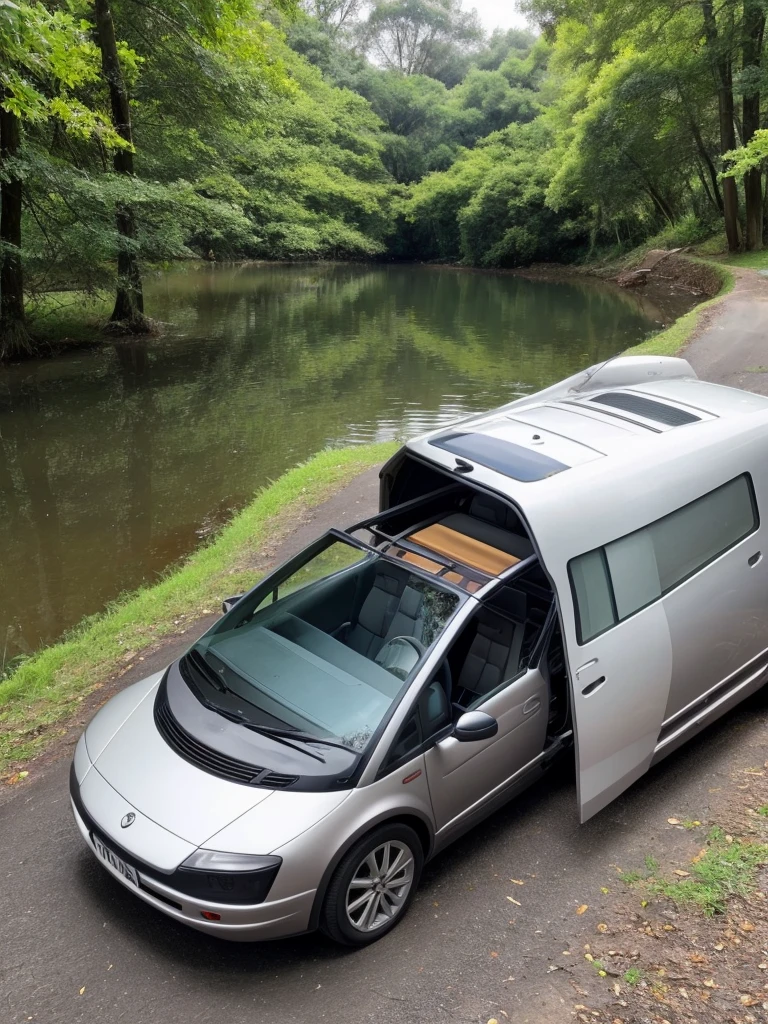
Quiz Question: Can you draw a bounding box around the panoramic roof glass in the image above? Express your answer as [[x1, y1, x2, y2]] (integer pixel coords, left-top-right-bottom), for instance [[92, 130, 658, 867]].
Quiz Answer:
[[431, 431, 569, 482]]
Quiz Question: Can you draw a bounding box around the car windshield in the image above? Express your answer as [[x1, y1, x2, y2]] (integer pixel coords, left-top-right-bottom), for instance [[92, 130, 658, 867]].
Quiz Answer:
[[188, 537, 463, 752]]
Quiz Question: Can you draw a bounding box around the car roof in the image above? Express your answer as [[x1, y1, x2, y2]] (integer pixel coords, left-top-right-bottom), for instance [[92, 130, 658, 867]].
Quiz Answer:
[[404, 357, 768, 562]]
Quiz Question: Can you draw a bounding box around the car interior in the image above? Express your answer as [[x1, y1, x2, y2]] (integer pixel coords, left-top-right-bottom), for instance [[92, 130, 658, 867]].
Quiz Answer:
[[206, 485, 569, 746]]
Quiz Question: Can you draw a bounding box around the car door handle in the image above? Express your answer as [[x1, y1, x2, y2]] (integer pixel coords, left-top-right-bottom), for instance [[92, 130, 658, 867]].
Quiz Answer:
[[575, 658, 598, 679], [748, 551, 762, 567], [522, 696, 541, 716], [581, 676, 606, 696]]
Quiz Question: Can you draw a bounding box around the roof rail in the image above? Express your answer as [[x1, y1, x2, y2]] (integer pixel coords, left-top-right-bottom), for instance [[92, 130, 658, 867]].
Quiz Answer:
[[503, 356, 696, 414]]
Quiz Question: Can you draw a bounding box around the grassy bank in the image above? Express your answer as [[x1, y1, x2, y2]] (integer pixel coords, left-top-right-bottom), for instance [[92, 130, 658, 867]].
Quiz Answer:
[[0, 442, 396, 778], [623, 257, 735, 358], [27, 291, 113, 348]]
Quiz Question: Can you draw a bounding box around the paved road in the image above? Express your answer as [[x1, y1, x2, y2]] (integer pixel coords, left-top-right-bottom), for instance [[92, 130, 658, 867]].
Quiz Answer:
[[686, 266, 768, 394], [5, 686, 768, 1024], [5, 286, 768, 1024]]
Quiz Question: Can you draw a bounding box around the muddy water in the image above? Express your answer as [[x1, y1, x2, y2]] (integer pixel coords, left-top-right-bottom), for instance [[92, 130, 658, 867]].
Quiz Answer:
[[0, 263, 696, 661]]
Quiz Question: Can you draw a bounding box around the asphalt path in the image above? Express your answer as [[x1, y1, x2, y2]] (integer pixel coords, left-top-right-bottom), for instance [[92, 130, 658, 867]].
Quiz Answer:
[[5, 282, 768, 1024]]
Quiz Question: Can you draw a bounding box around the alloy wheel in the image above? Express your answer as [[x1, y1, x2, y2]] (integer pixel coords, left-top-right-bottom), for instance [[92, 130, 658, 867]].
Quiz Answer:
[[344, 840, 415, 933]]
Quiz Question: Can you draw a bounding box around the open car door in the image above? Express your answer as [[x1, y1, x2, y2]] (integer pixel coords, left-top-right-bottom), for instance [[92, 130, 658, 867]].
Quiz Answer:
[[564, 588, 673, 823]]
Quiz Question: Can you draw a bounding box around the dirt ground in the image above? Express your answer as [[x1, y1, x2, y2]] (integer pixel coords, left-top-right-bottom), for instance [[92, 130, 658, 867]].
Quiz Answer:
[[541, 738, 768, 1024]]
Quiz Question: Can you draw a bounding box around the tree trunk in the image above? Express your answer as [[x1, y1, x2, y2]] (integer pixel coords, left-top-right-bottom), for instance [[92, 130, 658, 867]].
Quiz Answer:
[[702, 0, 740, 251], [743, 0, 765, 250], [0, 98, 32, 360], [92, 0, 148, 330], [689, 119, 723, 212]]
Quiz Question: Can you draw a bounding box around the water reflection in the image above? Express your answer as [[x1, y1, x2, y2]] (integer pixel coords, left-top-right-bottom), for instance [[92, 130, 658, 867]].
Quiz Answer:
[[0, 263, 693, 658]]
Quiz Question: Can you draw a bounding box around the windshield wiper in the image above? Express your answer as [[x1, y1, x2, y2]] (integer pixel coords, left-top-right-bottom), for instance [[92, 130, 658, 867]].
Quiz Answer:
[[184, 650, 357, 762], [186, 648, 231, 694], [242, 722, 357, 754]]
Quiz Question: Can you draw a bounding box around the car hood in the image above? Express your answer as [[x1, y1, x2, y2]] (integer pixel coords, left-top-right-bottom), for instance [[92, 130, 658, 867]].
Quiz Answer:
[[85, 672, 350, 852], [88, 673, 274, 848]]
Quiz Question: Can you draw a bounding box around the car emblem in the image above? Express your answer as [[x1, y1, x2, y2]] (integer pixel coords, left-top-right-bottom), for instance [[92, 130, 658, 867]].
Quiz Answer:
[[121, 812, 136, 828]]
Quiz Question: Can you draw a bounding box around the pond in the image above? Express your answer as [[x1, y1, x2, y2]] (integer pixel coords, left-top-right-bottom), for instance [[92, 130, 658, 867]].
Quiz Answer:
[[0, 263, 697, 661]]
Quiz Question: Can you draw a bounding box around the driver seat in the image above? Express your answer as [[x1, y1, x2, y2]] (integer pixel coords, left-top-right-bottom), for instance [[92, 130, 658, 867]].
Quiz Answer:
[[346, 570, 425, 659]]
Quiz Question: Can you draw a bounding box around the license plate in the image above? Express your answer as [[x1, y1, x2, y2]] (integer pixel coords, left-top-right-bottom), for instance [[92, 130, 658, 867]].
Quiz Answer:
[[92, 834, 139, 887]]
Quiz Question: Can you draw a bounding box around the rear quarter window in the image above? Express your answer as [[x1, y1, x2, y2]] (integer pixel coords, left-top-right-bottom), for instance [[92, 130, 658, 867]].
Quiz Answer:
[[569, 474, 759, 644]]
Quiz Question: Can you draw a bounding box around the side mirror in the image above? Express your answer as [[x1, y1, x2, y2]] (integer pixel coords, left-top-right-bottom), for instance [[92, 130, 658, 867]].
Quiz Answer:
[[454, 710, 498, 742], [221, 594, 245, 615]]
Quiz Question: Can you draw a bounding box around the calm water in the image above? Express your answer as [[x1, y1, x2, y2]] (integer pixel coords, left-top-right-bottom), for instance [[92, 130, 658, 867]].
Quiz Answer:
[[0, 263, 695, 660]]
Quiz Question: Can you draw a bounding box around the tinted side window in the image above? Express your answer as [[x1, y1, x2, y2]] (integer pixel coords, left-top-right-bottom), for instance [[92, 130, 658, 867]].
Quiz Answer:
[[570, 474, 758, 644]]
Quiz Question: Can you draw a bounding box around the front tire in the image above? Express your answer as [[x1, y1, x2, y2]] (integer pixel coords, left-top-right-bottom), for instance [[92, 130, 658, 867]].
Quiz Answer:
[[320, 823, 424, 946]]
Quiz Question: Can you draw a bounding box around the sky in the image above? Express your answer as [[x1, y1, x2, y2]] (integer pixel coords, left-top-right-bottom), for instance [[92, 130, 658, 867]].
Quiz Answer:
[[469, 0, 531, 32]]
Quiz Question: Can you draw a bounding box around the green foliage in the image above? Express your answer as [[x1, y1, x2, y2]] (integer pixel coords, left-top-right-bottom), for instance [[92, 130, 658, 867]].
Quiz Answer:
[[403, 120, 589, 265], [0, 0, 123, 144], [359, 0, 483, 85], [623, 968, 643, 986]]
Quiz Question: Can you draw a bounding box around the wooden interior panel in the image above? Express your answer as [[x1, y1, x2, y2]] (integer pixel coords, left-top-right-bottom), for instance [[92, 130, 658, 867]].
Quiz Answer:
[[408, 524, 520, 576]]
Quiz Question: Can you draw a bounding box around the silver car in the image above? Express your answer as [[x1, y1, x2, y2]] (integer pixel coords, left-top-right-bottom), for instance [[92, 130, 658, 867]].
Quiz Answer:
[[71, 355, 768, 945]]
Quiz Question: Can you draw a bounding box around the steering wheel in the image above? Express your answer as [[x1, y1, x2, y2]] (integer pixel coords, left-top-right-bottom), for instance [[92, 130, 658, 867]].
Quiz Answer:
[[375, 635, 425, 680], [390, 635, 425, 657]]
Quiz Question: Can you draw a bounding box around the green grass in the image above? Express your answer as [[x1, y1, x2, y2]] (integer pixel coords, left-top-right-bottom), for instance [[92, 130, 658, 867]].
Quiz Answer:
[[0, 442, 396, 777], [623, 259, 735, 358], [714, 249, 768, 271], [623, 968, 643, 986], [627, 827, 768, 917], [27, 291, 113, 346]]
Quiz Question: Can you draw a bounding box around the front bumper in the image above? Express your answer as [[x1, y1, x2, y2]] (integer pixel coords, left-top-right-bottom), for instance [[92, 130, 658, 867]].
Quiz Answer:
[[70, 775, 316, 942]]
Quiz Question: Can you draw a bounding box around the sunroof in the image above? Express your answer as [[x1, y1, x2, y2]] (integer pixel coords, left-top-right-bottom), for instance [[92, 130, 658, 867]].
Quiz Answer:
[[431, 431, 568, 482], [590, 392, 701, 426]]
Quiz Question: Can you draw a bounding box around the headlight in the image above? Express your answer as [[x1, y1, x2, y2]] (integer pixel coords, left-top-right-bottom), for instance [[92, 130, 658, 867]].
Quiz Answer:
[[182, 850, 281, 873], [175, 850, 282, 905]]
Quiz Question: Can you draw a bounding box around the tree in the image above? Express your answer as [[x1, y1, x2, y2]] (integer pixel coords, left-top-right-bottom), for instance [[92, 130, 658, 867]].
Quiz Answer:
[[741, 0, 765, 250], [92, 0, 146, 329], [0, 0, 117, 358], [359, 0, 483, 84], [700, 0, 740, 251]]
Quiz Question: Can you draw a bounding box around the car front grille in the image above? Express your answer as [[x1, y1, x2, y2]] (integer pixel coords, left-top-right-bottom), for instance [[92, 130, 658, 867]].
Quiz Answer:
[[154, 682, 298, 789]]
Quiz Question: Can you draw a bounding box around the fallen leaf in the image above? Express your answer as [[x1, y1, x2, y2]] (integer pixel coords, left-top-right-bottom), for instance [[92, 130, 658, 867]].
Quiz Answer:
[[597, 923, 608, 933], [79, 987, 85, 996], [667, 817, 681, 825], [703, 979, 717, 989], [510, 878, 524, 885], [613, 983, 621, 996], [506, 896, 521, 906], [740, 996, 760, 1006], [673, 870, 690, 877], [714, 943, 724, 951], [600, 887, 610, 894], [740, 921, 755, 932], [678, 987, 689, 999], [487, 1018, 499, 1024], [584, 953, 594, 962], [490, 951, 499, 958], [689, 953, 706, 963], [577, 904, 589, 915]]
